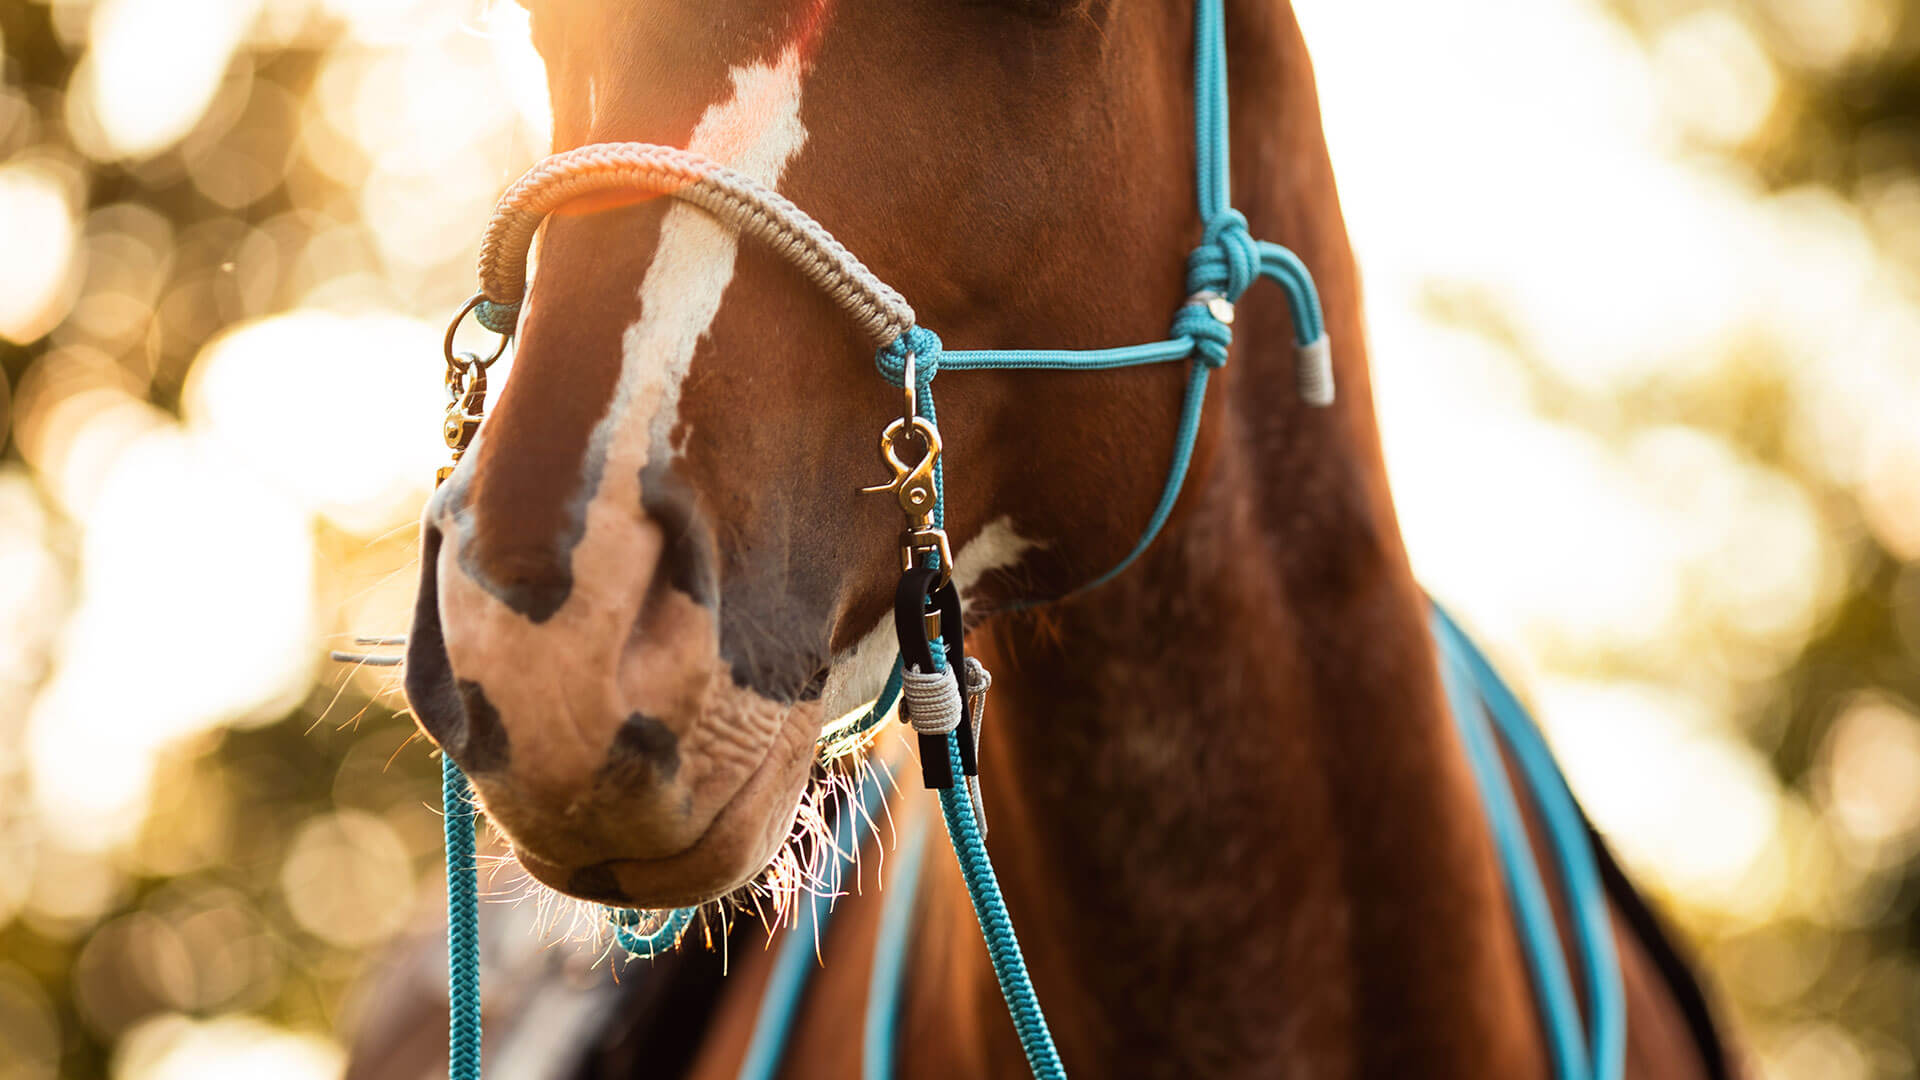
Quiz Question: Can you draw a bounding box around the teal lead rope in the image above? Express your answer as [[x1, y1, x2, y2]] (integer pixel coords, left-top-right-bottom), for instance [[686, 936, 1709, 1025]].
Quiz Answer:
[[442, 758, 482, 1080]]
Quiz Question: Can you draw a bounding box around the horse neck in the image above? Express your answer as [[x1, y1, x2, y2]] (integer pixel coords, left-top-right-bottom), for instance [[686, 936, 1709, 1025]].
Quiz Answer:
[[904, 8, 1550, 1076]]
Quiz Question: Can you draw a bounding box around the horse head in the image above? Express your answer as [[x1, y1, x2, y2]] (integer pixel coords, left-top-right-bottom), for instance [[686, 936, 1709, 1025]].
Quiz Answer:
[[405, 0, 1228, 909]]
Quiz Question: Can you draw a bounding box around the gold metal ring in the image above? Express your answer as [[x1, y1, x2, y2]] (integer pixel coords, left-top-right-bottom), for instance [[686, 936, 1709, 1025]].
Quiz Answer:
[[902, 351, 917, 426], [444, 292, 512, 370]]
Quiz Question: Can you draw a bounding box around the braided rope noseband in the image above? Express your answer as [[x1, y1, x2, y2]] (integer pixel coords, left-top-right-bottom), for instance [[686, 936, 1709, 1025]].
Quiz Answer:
[[470, 142, 913, 347]]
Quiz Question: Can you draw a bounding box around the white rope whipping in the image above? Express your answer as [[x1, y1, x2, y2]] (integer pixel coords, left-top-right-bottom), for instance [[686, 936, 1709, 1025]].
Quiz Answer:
[[900, 656, 993, 834], [901, 664, 963, 737], [961, 657, 991, 836]]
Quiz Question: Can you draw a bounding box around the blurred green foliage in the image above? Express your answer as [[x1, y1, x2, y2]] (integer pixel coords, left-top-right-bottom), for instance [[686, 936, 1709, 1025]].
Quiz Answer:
[[1586, 3, 1920, 1072]]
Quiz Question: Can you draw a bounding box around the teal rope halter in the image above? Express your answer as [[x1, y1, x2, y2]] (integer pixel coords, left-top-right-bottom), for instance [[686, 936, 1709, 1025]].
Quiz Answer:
[[431, 0, 1624, 1077]]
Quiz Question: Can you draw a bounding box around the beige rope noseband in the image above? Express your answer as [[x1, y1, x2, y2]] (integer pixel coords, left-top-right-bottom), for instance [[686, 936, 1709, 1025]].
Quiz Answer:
[[474, 142, 915, 347]]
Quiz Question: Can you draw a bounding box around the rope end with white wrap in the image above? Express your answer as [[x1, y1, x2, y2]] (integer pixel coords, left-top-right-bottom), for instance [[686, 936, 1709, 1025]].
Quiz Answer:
[[1297, 334, 1335, 407], [901, 662, 963, 738], [899, 654, 993, 836], [961, 657, 992, 836]]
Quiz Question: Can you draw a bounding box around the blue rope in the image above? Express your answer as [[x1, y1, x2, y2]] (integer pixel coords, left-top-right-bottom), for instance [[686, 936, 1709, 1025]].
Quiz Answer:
[[832, 657, 907, 752], [443, 758, 482, 1080], [872, 0, 1328, 594], [862, 815, 931, 1080], [735, 768, 894, 1080], [932, 732, 1067, 1078], [1432, 605, 1626, 1080], [1434, 628, 1591, 1079], [607, 905, 695, 959]]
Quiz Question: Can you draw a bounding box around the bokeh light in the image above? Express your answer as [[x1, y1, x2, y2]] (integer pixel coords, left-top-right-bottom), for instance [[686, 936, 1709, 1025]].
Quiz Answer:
[[0, 0, 1917, 1076], [72, 0, 255, 160], [114, 1013, 343, 1080], [0, 159, 81, 344]]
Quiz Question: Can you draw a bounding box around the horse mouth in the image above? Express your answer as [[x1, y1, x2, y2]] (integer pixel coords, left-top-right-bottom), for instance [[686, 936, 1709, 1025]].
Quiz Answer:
[[490, 694, 827, 911]]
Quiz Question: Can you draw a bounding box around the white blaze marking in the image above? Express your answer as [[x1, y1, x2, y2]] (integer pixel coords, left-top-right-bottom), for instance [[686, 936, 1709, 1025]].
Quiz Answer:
[[433, 49, 814, 768], [602, 46, 811, 464], [818, 517, 1041, 722]]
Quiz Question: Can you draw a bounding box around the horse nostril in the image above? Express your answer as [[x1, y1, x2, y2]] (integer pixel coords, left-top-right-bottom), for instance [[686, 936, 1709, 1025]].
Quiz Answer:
[[639, 461, 717, 611], [602, 713, 680, 785], [453, 680, 512, 773], [405, 523, 513, 774]]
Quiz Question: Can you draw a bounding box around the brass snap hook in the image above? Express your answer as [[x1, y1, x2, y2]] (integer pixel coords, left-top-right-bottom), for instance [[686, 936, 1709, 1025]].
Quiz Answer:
[[860, 416, 942, 522], [859, 415, 953, 584]]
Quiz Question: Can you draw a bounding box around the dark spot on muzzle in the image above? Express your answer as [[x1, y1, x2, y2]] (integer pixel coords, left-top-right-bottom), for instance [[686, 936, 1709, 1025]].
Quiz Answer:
[[485, 576, 574, 625], [603, 713, 680, 784], [566, 863, 629, 904], [405, 523, 511, 774], [434, 464, 577, 625]]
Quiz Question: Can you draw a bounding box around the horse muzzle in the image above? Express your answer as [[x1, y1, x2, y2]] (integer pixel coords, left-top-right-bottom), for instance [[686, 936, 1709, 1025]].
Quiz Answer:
[[403, 483, 824, 907]]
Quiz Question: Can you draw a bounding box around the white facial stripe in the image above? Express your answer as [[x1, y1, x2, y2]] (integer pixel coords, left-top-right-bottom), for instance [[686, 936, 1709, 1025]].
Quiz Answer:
[[818, 517, 1041, 721], [603, 45, 811, 464], [456, 47, 813, 714]]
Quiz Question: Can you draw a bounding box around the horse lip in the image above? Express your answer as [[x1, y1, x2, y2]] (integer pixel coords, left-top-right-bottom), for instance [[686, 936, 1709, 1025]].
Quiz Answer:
[[505, 696, 821, 909]]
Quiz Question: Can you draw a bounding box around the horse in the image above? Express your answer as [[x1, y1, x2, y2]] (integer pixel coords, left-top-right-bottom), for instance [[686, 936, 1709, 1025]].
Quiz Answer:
[[370, 0, 1743, 1076]]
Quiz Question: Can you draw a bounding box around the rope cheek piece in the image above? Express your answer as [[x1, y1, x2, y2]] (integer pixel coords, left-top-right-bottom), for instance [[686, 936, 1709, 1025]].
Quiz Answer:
[[420, 1, 1626, 1077]]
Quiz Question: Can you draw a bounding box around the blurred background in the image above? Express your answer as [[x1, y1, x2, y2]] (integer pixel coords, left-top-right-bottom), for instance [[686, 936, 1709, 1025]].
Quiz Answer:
[[0, 0, 1915, 1076]]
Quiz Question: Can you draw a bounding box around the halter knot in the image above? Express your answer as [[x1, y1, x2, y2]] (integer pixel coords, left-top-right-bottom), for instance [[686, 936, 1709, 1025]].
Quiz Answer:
[[1186, 208, 1260, 301], [473, 299, 521, 335], [875, 325, 943, 387], [1169, 296, 1233, 369]]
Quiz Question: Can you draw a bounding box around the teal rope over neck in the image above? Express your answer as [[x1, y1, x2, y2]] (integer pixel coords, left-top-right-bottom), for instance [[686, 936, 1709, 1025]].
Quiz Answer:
[[1433, 605, 1626, 1080]]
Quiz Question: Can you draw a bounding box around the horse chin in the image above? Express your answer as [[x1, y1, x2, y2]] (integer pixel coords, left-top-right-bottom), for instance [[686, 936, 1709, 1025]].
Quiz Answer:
[[504, 696, 825, 911]]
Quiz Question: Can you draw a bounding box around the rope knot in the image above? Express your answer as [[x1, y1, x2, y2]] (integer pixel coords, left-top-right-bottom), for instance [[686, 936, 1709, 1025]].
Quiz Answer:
[[1186, 208, 1259, 301], [875, 325, 943, 387], [473, 299, 521, 335], [1169, 295, 1233, 369]]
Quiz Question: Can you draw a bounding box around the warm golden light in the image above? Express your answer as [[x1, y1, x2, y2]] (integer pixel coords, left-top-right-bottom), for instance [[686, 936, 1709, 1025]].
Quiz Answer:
[[115, 1014, 343, 1080], [0, 161, 81, 343], [75, 0, 254, 160], [2, 1, 1916, 1076]]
